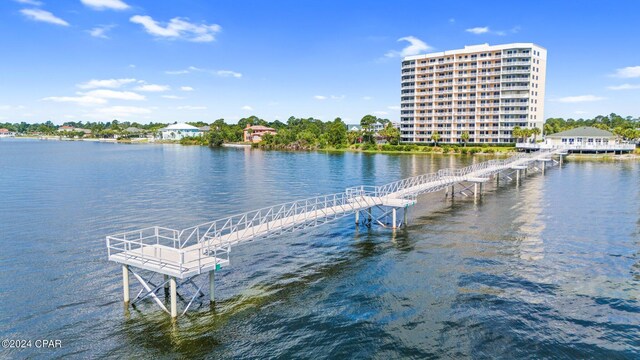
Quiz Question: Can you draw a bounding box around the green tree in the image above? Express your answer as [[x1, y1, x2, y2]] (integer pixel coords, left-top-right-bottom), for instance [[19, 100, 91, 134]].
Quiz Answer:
[[460, 131, 470, 147], [360, 114, 378, 144], [431, 131, 441, 146], [327, 117, 347, 148], [379, 122, 400, 145], [512, 126, 522, 143]]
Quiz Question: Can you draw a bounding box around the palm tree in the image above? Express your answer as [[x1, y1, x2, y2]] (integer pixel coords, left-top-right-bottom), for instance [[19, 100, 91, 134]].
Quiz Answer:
[[512, 126, 522, 143], [532, 127, 541, 142], [431, 131, 441, 146], [460, 131, 470, 147]]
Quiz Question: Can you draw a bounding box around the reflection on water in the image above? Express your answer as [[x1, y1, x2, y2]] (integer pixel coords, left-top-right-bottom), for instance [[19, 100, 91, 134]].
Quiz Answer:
[[0, 139, 638, 358]]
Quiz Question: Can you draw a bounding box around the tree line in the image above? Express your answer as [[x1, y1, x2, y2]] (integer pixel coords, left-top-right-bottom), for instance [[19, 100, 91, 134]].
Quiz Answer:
[[544, 113, 640, 141]]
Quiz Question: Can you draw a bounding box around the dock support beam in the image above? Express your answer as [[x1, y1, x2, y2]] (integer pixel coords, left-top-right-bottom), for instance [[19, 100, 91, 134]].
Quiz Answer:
[[209, 270, 215, 303], [403, 207, 408, 227], [170, 277, 177, 319], [516, 169, 520, 184], [496, 173, 499, 186], [355, 210, 359, 225], [122, 265, 130, 304], [392, 208, 397, 229]]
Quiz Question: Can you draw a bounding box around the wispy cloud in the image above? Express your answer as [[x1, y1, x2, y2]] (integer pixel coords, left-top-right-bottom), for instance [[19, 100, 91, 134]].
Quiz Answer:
[[134, 84, 170, 92], [83, 89, 145, 101], [385, 36, 431, 58], [94, 106, 152, 117], [554, 95, 605, 103], [362, 96, 372, 101], [81, 0, 130, 11], [314, 95, 327, 100], [14, 0, 43, 5], [241, 105, 253, 111], [387, 105, 401, 110], [611, 66, 640, 78], [574, 110, 589, 115], [466, 26, 489, 34], [165, 66, 242, 78], [373, 111, 388, 116], [161, 95, 184, 99], [607, 83, 640, 90], [88, 25, 116, 39], [180, 86, 194, 91], [130, 15, 221, 42], [43, 95, 107, 105], [20, 8, 69, 26], [177, 105, 206, 110], [466, 26, 519, 36], [77, 78, 136, 89], [216, 70, 242, 78]]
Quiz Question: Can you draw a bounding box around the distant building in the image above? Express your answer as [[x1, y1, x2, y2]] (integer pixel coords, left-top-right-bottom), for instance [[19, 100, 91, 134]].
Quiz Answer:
[[0, 128, 16, 137], [517, 126, 635, 153], [545, 127, 616, 147], [58, 125, 75, 132], [243, 125, 277, 143], [198, 126, 211, 132], [347, 125, 362, 132], [401, 42, 547, 144], [160, 123, 203, 140]]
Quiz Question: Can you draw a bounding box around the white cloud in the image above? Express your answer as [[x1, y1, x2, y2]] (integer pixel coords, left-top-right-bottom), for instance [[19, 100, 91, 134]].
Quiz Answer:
[[165, 66, 243, 78], [135, 84, 170, 92], [83, 89, 145, 101], [612, 66, 640, 79], [466, 26, 490, 34], [555, 95, 605, 103], [217, 70, 242, 78], [43, 96, 107, 105], [362, 96, 372, 101], [81, 0, 129, 10], [89, 25, 115, 39], [448, 18, 455, 23], [77, 78, 136, 89], [130, 15, 221, 42], [161, 95, 184, 99], [14, 0, 43, 5], [180, 86, 194, 91], [387, 105, 401, 110], [330, 95, 345, 100], [465, 26, 518, 36], [241, 105, 253, 111], [177, 105, 206, 110], [385, 36, 431, 58], [607, 83, 640, 90], [20, 9, 69, 26], [314, 95, 327, 100], [95, 106, 152, 117]]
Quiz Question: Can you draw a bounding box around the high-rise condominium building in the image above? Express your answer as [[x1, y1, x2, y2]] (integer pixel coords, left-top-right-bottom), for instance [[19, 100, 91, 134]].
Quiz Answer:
[[400, 43, 547, 144]]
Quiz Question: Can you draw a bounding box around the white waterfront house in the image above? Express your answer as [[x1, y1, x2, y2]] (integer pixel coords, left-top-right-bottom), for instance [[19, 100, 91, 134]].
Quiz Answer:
[[516, 126, 635, 153], [0, 128, 16, 137], [160, 123, 203, 140]]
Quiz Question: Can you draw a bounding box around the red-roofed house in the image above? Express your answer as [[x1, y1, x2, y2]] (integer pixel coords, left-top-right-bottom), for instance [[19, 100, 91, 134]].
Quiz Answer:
[[0, 128, 16, 137], [243, 125, 277, 143]]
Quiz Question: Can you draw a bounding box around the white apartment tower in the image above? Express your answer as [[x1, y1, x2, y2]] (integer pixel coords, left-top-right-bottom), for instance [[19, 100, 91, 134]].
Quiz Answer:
[[400, 43, 547, 143]]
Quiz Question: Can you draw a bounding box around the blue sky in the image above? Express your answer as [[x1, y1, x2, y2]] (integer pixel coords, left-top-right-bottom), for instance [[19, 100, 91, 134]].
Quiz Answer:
[[1, 0, 639, 125]]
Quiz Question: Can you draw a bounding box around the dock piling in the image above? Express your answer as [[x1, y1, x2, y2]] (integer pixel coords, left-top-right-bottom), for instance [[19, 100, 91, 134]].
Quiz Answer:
[[122, 265, 130, 304], [170, 277, 177, 318], [209, 270, 215, 303]]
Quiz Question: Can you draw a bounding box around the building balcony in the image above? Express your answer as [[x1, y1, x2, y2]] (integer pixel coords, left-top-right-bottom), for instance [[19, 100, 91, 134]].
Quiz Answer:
[[500, 93, 529, 99], [479, 63, 501, 68], [503, 61, 531, 66], [502, 52, 531, 58], [501, 110, 528, 115], [502, 69, 530, 74], [502, 86, 530, 91]]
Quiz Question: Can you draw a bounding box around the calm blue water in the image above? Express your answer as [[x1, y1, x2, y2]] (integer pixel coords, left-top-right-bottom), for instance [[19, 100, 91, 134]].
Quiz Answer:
[[0, 139, 638, 359]]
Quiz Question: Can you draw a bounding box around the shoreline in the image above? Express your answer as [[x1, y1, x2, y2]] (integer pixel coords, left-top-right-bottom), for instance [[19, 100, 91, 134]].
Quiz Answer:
[[8, 136, 639, 160]]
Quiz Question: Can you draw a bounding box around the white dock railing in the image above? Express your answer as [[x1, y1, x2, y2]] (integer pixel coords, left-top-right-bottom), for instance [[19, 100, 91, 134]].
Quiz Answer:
[[107, 149, 559, 278]]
